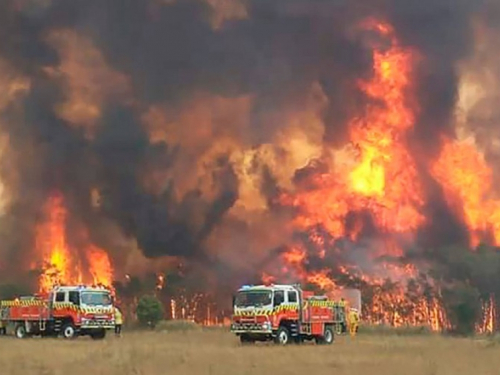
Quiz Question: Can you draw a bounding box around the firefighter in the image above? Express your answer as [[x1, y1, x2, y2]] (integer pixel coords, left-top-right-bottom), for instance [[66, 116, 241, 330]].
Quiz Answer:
[[339, 298, 347, 334], [0, 320, 5, 336], [348, 308, 360, 337], [114, 306, 123, 337]]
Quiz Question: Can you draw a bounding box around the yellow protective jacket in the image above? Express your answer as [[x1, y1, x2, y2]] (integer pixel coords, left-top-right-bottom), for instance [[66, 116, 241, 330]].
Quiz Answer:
[[115, 308, 123, 325], [348, 310, 359, 325]]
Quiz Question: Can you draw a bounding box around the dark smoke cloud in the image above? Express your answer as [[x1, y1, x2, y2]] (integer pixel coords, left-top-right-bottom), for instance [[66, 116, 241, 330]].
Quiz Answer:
[[387, 0, 483, 155], [92, 105, 239, 258], [0, 0, 367, 268], [0, 0, 494, 300]]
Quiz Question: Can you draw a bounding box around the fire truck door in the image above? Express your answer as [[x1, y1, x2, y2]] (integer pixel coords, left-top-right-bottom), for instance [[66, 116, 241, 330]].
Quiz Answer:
[[51, 291, 66, 318]]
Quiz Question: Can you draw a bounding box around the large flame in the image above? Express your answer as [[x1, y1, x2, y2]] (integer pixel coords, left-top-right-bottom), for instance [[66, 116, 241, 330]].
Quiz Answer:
[[37, 193, 113, 292], [5, 7, 498, 333], [281, 21, 423, 244], [431, 137, 500, 247], [265, 18, 500, 332], [87, 244, 114, 287], [272, 20, 446, 329]]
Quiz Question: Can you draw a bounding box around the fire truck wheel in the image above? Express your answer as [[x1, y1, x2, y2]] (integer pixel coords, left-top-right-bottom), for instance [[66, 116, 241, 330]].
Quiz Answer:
[[274, 326, 291, 345], [14, 324, 27, 339], [316, 326, 334, 345], [61, 323, 77, 339], [323, 326, 334, 345]]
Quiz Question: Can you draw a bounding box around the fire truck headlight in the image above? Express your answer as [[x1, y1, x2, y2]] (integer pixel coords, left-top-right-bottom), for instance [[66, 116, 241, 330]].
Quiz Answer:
[[262, 322, 271, 330]]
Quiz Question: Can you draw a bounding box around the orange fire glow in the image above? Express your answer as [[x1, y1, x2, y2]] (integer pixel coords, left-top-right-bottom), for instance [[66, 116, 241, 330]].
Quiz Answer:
[[478, 294, 496, 334], [17, 13, 500, 334], [431, 138, 500, 247], [36, 192, 113, 292], [156, 273, 165, 290], [272, 20, 447, 330], [281, 20, 424, 244], [306, 270, 337, 291], [87, 244, 114, 287]]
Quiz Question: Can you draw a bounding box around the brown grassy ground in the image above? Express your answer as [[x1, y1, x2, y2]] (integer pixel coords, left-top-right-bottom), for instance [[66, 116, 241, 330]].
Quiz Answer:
[[0, 329, 499, 375]]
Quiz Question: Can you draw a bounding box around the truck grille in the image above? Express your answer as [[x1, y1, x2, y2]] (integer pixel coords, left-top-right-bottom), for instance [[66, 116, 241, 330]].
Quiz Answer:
[[231, 322, 271, 332], [82, 319, 114, 328]]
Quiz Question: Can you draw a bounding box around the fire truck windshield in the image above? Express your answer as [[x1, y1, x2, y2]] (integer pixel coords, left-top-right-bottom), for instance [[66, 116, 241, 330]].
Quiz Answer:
[[81, 291, 112, 306], [234, 290, 272, 308]]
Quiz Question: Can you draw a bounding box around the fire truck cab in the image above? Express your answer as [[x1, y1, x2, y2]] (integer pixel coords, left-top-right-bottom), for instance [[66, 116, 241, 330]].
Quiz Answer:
[[0, 285, 116, 340], [230, 284, 345, 345]]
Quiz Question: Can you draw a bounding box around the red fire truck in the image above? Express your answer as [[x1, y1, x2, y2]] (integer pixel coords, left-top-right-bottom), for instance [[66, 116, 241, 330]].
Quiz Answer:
[[0, 285, 116, 339], [230, 284, 346, 345]]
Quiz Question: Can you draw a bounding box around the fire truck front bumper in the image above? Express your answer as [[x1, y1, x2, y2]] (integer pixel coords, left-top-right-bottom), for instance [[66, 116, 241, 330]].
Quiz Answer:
[[80, 318, 115, 329], [230, 321, 272, 334]]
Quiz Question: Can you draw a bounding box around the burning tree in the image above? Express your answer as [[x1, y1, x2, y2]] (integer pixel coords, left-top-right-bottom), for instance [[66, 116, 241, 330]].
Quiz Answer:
[[0, 0, 498, 334]]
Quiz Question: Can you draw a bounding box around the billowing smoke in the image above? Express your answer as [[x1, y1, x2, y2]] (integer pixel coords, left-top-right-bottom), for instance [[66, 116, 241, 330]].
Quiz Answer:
[[0, 0, 498, 329]]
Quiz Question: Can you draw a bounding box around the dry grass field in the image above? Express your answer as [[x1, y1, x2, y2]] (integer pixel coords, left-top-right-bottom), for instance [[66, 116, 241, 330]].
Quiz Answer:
[[0, 328, 499, 375]]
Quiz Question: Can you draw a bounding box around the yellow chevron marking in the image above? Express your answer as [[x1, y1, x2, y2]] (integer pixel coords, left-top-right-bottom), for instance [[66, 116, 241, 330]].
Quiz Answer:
[[82, 307, 112, 314], [234, 300, 343, 317], [308, 300, 337, 307], [0, 300, 46, 307], [234, 309, 273, 317], [1, 300, 115, 315], [52, 302, 83, 312]]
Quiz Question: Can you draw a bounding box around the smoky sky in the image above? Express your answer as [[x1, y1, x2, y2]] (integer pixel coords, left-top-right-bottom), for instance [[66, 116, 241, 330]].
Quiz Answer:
[[0, 0, 492, 281]]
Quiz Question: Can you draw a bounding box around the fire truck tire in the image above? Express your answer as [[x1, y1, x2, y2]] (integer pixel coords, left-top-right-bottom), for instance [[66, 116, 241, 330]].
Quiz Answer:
[[316, 326, 334, 345], [14, 324, 27, 339], [61, 323, 78, 339], [323, 326, 334, 345], [274, 326, 291, 345]]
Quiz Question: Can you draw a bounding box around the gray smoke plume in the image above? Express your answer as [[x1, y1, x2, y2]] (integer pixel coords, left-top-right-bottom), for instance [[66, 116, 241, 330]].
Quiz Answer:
[[0, 0, 496, 304]]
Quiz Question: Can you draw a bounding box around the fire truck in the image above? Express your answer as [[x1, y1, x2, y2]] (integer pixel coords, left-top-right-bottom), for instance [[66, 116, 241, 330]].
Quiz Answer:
[[0, 285, 116, 339], [230, 284, 346, 345]]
